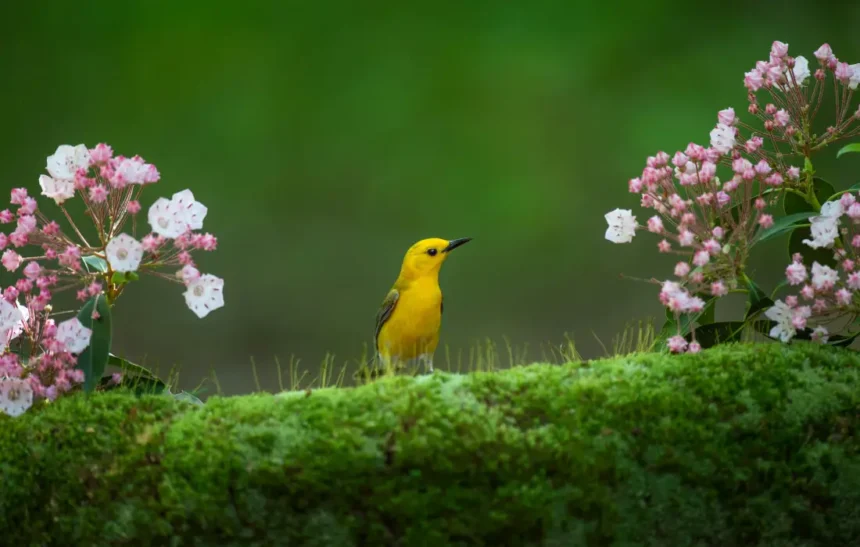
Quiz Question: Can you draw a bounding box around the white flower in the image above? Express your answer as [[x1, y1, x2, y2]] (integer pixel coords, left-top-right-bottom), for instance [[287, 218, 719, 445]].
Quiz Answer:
[[803, 200, 843, 249], [0, 378, 33, 417], [811, 262, 839, 291], [709, 123, 736, 154], [765, 300, 797, 342], [55, 318, 92, 354], [38, 175, 76, 205], [3, 301, 28, 346], [45, 144, 90, 180], [0, 300, 24, 341], [811, 325, 830, 343], [171, 189, 208, 231], [106, 233, 144, 273], [147, 198, 185, 238], [114, 157, 149, 184], [604, 208, 637, 244], [184, 274, 225, 318], [792, 56, 811, 85], [850, 63, 860, 90]]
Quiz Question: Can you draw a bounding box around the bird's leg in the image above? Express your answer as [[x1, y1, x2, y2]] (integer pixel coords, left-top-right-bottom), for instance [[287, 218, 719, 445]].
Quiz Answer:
[[418, 353, 434, 374]]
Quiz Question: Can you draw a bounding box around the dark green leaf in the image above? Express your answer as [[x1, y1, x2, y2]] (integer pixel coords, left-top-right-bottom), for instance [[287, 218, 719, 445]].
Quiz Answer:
[[836, 143, 860, 158], [697, 294, 715, 326], [105, 354, 168, 395], [126, 272, 140, 282], [107, 354, 158, 379], [82, 256, 108, 273], [750, 318, 777, 337], [111, 271, 127, 284], [75, 294, 112, 393], [788, 226, 837, 268], [752, 212, 816, 245], [685, 321, 746, 349], [744, 277, 774, 320], [783, 177, 835, 215], [769, 280, 789, 300]]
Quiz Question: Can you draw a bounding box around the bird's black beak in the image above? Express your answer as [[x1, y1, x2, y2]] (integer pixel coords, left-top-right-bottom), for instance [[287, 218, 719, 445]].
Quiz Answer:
[[442, 237, 472, 253]]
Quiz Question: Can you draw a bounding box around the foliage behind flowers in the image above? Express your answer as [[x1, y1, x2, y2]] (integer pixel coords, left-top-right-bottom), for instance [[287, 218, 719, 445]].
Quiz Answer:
[[606, 41, 860, 353], [0, 143, 224, 417]]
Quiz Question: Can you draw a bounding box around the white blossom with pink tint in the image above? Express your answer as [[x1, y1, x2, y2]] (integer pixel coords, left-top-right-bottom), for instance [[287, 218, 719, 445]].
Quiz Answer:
[[106, 233, 144, 273], [765, 300, 804, 342], [0, 378, 33, 417], [811, 326, 830, 343], [0, 300, 24, 345], [709, 123, 735, 154], [604, 209, 637, 244], [849, 64, 860, 90], [45, 144, 91, 181], [38, 175, 75, 205], [792, 56, 811, 84], [147, 197, 185, 238], [171, 190, 208, 232], [785, 261, 808, 285], [184, 274, 225, 319], [803, 201, 843, 249], [177, 264, 200, 285], [811, 262, 839, 291], [55, 318, 92, 354]]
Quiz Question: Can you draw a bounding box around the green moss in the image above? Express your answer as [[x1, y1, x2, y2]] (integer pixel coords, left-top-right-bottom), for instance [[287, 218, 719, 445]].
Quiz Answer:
[[3, 343, 860, 545]]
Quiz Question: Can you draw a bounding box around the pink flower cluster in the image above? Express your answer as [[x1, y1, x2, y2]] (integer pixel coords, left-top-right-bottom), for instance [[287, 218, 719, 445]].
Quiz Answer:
[[606, 40, 860, 353]]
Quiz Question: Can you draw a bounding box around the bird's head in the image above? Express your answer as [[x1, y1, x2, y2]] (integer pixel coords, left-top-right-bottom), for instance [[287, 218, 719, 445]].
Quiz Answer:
[[398, 237, 472, 280]]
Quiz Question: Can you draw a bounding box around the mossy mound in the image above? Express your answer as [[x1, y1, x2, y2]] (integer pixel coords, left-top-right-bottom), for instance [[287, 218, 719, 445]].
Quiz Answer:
[[2, 343, 860, 545]]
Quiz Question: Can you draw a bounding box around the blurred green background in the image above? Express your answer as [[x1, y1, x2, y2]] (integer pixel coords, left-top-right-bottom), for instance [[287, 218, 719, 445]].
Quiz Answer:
[[2, 1, 860, 394]]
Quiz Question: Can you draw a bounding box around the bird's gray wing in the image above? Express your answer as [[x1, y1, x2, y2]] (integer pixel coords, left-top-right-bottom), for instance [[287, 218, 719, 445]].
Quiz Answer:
[[374, 289, 399, 349]]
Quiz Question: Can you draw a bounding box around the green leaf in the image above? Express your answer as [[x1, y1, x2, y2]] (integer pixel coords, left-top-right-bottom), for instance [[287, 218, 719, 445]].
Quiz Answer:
[[744, 277, 774, 320], [790, 328, 860, 348], [788, 226, 837, 268], [173, 391, 204, 405], [105, 354, 168, 395], [82, 256, 108, 273], [75, 294, 112, 393], [107, 354, 157, 379], [770, 280, 789, 300], [126, 272, 140, 282], [697, 294, 716, 326], [685, 321, 746, 349], [111, 271, 127, 284], [836, 143, 860, 158], [826, 182, 860, 201], [752, 212, 816, 245], [783, 177, 835, 215]]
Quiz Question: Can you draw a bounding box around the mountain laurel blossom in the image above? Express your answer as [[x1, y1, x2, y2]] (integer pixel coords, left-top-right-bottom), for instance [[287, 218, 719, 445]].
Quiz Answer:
[[0, 142, 226, 416], [606, 40, 860, 351]]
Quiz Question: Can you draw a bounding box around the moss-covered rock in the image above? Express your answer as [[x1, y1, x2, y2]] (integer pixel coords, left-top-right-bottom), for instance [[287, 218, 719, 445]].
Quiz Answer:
[[2, 343, 860, 545]]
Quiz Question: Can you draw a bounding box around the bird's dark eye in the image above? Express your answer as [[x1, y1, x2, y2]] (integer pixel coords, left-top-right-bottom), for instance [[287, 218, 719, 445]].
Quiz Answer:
[[427, 248, 438, 256]]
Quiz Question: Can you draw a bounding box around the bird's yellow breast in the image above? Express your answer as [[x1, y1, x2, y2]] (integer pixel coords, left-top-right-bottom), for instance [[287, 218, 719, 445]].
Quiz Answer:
[[377, 279, 442, 361]]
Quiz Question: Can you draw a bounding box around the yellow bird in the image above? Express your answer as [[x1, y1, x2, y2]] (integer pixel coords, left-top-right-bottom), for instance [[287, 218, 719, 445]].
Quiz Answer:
[[374, 237, 472, 373]]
